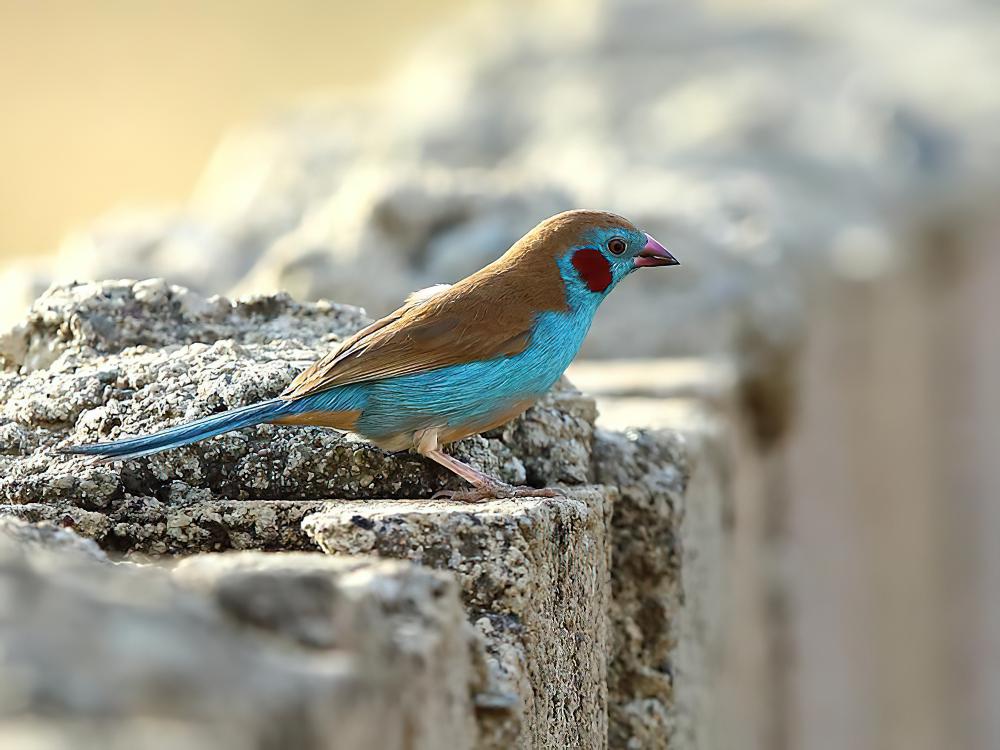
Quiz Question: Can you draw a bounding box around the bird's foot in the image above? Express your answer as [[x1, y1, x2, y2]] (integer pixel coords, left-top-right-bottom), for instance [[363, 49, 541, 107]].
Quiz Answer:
[[431, 484, 562, 504]]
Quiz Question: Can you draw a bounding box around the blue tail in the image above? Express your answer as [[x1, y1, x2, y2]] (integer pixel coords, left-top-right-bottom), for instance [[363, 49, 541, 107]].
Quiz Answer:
[[61, 398, 292, 463]]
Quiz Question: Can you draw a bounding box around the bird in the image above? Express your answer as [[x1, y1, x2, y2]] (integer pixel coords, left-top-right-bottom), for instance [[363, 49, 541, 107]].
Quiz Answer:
[[62, 210, 679, 502]]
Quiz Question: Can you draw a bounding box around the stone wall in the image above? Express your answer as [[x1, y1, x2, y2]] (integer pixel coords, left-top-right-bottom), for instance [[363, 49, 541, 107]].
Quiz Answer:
[[0, 282, 747, 749], [1, 0, 999, 748], [0, 517, 483, 750]]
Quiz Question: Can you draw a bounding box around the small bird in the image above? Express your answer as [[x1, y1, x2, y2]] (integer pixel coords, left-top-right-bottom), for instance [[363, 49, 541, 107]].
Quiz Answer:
[[64, 210, 679, 501]]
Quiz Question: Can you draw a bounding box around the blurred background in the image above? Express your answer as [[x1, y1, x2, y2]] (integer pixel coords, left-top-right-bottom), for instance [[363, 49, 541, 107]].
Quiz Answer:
[[0, 0, 463, 256], [2, 1, 999, 749]]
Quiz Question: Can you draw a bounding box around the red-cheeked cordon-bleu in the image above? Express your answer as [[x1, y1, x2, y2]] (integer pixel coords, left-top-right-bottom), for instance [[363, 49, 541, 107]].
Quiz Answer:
[[64, 210, 679, 502]]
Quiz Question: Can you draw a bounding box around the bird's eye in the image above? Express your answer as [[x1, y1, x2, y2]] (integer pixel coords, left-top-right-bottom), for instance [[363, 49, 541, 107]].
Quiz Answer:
[[608, 237, 627, 256]]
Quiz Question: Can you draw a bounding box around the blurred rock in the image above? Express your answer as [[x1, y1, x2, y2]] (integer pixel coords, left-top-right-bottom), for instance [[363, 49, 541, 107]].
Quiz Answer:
[[0, 517, 484, 750], [13, 0, 997, 377], [230, 166, 575, 315], [0, 515, 107, 561], [172, 552, 487, 746], [2, 0, 998, 747], [304, 486, 612, 749]]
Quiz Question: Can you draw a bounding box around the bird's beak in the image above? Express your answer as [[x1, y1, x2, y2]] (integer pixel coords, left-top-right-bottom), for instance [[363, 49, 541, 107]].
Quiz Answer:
[[634, 233, 679, 268]]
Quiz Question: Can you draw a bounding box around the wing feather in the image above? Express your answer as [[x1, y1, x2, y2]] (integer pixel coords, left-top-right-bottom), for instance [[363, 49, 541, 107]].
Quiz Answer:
[[280, 275, 550, 400]]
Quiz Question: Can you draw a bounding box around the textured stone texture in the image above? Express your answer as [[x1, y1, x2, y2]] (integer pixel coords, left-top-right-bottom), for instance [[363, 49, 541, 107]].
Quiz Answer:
[[0, 517, 485, 750], [0, 283, 770, 750], [0, 279, 719, 748], [586, 360, 781, 750], [303, 487, 613, 750], [0, 280, 592, 554], [172, 552, 487, 749], [593, 428, 691, 748]]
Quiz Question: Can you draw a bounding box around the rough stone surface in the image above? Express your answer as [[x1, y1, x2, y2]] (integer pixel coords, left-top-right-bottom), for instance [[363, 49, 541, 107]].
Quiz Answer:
[[586, 360, 778, 750], [592, 428, 691, 748], [303, 486, 613, 750], [0, 516, 484, 750], [171, 551, 488, 749], [0, 280, 593, 554], [0, 281, 754, 750]]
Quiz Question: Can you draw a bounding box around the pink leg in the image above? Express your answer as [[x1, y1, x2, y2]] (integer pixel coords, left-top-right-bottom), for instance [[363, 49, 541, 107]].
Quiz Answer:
[[415, 428, 558, 503], [423, 448, 501, 488], [422, 448, 560, 504]]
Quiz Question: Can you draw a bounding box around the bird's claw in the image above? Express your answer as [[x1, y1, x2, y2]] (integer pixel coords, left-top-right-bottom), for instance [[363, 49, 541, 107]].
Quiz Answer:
[[431, 484, 562, 503]]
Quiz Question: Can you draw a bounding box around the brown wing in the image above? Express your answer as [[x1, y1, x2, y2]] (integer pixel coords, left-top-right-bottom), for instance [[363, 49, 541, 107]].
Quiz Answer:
[[280, 267, 559, 400]]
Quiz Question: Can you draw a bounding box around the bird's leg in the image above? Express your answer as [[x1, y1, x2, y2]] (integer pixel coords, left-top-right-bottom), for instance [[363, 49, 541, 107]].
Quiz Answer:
[[423, 449, 559, 502], [424, 448, 503, 487], [415, 429, 558, 503]]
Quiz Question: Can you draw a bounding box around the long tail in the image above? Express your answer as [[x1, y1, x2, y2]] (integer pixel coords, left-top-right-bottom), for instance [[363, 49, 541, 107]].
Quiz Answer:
[[60, 398, 292, 463]]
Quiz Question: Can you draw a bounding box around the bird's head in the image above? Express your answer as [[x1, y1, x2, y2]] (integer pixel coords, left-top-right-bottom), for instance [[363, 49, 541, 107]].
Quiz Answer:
[[511, 210, 678, 308]]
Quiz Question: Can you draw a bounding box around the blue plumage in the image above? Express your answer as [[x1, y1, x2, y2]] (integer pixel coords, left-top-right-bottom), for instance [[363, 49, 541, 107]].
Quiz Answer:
[[298, 240, 616, 444], [62, 210, 678, 499], [355, 305, 595, 442], [63, 398, 294, 462]]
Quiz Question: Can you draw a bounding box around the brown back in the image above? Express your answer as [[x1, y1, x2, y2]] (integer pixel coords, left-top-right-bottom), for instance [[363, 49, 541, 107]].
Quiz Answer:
[[281, 210, 636, 399]]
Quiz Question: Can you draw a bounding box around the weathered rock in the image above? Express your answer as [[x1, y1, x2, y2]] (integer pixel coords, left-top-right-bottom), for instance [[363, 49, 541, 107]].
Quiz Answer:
[[0, 279, 729, 749], [592, 428, 691, 748], [0, 514, 107, 561], [484, 382, 598, 486], [172, 551, 488, 748], [228, 166, 575, 315], [0, 517, 484, 750], [0, 275, 742, 749], [303, 486, 612, 750], [0, 280, 594, 553], [582, 358, 779, 750]]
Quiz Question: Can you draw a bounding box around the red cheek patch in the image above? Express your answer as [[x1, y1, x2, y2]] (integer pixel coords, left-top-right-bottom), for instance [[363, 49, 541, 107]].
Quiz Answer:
[[571, 248, 613, 293]]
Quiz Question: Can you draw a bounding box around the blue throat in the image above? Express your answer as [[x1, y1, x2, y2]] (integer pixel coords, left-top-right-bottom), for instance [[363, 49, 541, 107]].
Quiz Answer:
[[294, 248, 614, 442]]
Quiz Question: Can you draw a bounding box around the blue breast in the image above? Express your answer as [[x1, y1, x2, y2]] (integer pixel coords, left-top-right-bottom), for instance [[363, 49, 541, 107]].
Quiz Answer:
[[358, 303, 595, 440], [291, 249, 605, 442]]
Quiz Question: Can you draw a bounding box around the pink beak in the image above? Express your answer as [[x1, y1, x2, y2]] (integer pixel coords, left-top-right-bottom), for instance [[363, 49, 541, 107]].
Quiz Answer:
[[634, 233, 679, 268]]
